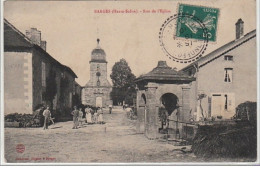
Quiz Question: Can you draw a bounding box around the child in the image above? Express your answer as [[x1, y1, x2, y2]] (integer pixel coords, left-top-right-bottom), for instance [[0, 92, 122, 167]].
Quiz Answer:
[[78, 108, 84, 127]]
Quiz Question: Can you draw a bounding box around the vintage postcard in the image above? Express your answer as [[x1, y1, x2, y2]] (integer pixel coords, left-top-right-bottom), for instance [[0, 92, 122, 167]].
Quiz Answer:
[[0, 0, 258, 165]]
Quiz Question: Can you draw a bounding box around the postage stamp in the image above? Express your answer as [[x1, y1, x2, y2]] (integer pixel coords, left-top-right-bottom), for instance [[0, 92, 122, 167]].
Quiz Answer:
[[159, 13, 208, 63], [176, 4, 220, 42]]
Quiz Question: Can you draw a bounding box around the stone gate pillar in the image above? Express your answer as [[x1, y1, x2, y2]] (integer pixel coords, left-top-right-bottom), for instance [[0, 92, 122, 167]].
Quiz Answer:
[[145, 83, 159, 139], [180, 86, 191, 138], [136, 90, 145, 133]]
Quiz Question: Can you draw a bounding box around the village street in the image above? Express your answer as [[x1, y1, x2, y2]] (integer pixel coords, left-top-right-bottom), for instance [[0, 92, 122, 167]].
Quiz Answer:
[[4, 107, 203, 163]]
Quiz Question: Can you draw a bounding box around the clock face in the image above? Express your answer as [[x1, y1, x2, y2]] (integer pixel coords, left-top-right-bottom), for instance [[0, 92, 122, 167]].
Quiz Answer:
[[96, 72, 101, 77]]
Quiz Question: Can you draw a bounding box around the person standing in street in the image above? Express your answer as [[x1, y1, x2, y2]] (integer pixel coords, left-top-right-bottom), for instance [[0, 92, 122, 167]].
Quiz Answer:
[[43, 106, 51, 130], [78, 107, 84, 127], [71, 106, 79, 129], [97, 107, 104, 124], [85, 106, 93, 124]]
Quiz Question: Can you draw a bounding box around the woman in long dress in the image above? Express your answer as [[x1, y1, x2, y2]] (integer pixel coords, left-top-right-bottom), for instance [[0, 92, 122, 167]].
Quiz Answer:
[[85, 107, 93, 124], [78, 108, 84, 127], [97, 108, 104, 124]]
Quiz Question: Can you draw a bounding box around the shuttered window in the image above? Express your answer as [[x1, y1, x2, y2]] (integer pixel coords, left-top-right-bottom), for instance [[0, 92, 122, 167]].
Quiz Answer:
[[224, 68, 233, 82]]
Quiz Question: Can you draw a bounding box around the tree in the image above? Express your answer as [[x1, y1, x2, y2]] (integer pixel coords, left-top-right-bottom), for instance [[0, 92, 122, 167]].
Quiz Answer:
[[110, 59, 136, 105]]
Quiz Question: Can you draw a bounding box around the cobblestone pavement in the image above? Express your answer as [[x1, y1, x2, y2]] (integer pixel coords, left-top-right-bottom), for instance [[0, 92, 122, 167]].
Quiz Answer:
[[5, 107, 201, 164]]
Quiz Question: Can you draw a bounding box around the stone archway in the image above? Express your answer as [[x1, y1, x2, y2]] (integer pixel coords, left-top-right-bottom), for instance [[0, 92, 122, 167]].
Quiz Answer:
[[136, 93, 147, 134], [160, 93, 179, 115]]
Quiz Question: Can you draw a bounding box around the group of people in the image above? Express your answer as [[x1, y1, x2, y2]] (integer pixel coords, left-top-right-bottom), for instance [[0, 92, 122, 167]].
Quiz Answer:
[[34, 104, 106, 130], [71, 106, 105, 129]]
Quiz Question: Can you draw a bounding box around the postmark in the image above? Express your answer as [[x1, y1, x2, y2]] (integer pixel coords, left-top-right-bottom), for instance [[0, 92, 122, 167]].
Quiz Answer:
[[176, 4, 219, 42], [159, 13, 209, 63]]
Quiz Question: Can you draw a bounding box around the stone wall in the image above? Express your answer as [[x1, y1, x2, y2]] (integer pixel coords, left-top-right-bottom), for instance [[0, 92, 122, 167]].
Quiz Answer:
[[4, 51, 33, 114]]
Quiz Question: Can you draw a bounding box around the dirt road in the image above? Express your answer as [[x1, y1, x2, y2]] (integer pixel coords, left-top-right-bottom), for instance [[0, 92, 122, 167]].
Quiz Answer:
[[4, 107, 199, 163]]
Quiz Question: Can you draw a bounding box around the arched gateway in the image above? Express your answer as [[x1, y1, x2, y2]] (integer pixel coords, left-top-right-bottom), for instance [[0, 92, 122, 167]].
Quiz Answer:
[[135, 61, 195, 139]]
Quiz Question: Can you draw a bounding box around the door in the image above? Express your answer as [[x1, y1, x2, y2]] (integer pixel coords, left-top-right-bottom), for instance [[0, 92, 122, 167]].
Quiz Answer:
[[96, 97, 102, 107], [211, 94, 222, 117]]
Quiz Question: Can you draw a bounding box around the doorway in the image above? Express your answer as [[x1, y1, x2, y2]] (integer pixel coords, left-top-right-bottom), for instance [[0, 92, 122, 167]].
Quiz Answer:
[[96, 96, 102, 107]]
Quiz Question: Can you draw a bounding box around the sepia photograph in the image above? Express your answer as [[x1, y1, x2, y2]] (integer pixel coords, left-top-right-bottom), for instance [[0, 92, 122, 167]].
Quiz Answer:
[[0, 0, 258, 165]]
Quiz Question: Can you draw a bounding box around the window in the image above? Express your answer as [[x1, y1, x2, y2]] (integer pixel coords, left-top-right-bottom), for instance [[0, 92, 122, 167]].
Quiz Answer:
[[224, 55, 233, 61], [224, 68, 233, 82], [41, 62, 46, 87]]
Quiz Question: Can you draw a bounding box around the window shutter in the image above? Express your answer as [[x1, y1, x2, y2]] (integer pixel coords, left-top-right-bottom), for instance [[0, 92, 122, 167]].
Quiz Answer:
[[208, 96, 212, 116]]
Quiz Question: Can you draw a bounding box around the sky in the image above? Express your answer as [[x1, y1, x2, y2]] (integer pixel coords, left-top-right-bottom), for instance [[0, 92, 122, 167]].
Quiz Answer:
[[4, 0, 256, 86]]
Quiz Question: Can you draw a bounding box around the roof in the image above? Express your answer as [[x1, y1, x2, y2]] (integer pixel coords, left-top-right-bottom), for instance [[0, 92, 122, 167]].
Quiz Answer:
[[4, 19, 33, 48], [135, 61, 195, 83], [181, 29, 256, 71], [63, 65, 78, 78], [4, 18, 77, 78]]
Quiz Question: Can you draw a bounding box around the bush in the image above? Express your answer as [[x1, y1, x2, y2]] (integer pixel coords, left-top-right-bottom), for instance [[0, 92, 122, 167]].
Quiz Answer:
[[192, 122, 257, 160], [4, 113, 42, 128], [235, 101, 256, 126]]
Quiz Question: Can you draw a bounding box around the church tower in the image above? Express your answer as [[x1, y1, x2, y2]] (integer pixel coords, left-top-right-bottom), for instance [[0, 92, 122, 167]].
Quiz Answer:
[[82, 39, 112, 107]]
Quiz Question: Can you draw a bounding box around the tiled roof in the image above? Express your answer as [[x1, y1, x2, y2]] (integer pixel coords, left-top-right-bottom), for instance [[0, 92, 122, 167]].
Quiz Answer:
[[135, 61, 195, 83]]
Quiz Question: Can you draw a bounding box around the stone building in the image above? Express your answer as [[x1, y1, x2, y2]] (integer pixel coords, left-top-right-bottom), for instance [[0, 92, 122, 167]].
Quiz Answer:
[[81, 39, 112, 107], [4, 19, 77, 115], [182, 19, 256, 120], [135, 61, 195, 139], [135, 19, 256, 140]]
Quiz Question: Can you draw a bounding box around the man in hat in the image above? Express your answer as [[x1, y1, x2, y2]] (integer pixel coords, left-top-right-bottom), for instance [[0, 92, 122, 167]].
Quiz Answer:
[[71, 106, 79, 129], [43, 106, 51, 130]]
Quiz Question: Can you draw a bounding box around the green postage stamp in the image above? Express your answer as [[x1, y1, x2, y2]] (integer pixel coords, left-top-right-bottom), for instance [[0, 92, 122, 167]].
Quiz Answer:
[[176, 4, 220, 42]]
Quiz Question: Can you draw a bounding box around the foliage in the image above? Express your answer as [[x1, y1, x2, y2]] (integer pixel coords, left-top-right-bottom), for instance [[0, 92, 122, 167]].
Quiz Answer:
[[234, 101, 256, 126], [110, 59, 136, 105], [5, 113, 43, 128], [192, 123, 256, 160]]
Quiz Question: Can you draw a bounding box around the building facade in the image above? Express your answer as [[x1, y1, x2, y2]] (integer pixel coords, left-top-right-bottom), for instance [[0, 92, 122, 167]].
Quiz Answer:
[[82, 39, 112, 107], [135, 19, 256, 140], [135, 61, 195, 139], [182, 19, 257, 120], [4, 19, 78, 115]]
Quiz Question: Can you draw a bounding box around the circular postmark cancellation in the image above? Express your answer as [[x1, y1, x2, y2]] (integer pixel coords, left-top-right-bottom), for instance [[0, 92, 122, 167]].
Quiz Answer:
[[16, 144, 25, 153], [159, 13, 209, 63]]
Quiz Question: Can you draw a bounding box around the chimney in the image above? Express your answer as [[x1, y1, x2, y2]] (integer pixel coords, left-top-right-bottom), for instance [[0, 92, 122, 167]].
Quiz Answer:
[[235, 18, 244, 39], [26, 28, 47, 51], [40, 41, 47, 51]]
